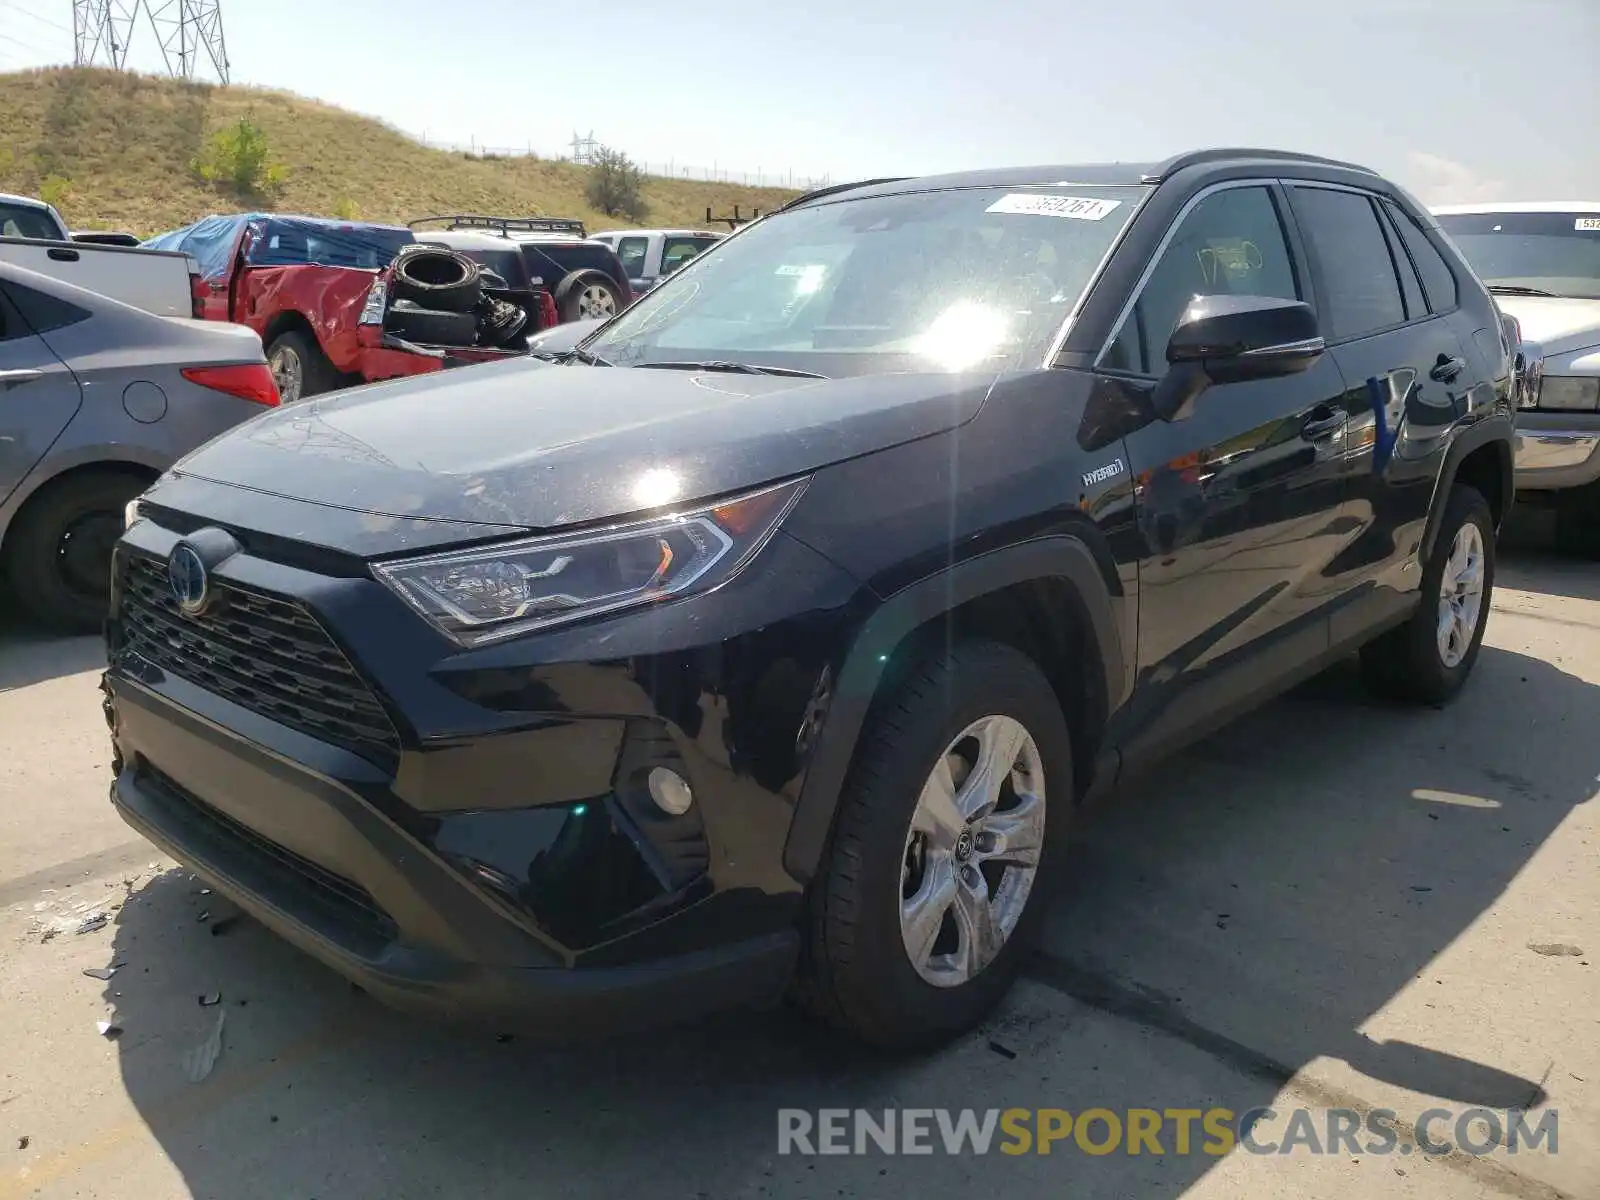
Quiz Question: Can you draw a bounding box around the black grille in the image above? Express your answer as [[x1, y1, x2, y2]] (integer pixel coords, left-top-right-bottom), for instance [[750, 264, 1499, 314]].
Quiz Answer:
[[117, 553, 400, 768], [142, 766, 398, 954]]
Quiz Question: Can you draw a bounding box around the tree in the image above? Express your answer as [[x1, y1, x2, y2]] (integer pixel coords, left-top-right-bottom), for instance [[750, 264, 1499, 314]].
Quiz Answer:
[[193, 115, 287, 197], [584, 146, 648, 222]]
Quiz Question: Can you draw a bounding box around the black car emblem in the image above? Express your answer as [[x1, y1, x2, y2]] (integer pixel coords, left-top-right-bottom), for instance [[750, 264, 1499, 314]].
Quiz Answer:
[[167, 542, 210, 615]]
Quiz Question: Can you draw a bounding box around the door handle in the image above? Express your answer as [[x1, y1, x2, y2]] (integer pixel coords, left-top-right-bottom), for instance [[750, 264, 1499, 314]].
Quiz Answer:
[[46, 246, 80, 262], [0, 368, 44, 385], [1301, 407, 1347, 441], [1430, 354, 1466, 383]]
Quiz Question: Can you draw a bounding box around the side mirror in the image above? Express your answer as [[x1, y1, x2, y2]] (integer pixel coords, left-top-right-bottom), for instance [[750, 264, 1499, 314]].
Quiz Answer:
[[1152, 294, 1324, 421]]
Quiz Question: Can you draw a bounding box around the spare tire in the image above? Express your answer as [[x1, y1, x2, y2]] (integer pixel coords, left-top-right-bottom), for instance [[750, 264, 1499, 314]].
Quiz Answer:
[[387, 299, 478, 345], [392, 248, 484, 313]]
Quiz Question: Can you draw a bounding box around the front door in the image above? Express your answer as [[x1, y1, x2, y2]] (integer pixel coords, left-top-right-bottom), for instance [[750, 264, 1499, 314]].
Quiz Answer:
[[1098, 182, 1351, 763], [0, 281, 83, 508]]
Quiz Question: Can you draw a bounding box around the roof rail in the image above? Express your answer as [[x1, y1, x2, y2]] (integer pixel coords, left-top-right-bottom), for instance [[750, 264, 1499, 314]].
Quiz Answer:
[[1142, 148, 1377, 183], [407, 214, 588, 237], [777, 177, 914, 213]]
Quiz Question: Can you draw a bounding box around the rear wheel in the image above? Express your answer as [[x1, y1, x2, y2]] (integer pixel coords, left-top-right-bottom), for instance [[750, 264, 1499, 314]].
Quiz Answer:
[[797, 640, 1071, 1050], [266, 330, 338, 403], [3, 471, 147, 633], [1360, 485, 1495, 704]]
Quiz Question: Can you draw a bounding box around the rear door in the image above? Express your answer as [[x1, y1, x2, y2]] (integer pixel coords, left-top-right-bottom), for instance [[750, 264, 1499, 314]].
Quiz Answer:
[[1283, 183, 1473, 645], [0, 278, 86, 506]]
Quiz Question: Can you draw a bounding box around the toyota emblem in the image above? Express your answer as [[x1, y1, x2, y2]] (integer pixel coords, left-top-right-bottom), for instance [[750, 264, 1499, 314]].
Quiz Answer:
[[167, 542, 210, 615]]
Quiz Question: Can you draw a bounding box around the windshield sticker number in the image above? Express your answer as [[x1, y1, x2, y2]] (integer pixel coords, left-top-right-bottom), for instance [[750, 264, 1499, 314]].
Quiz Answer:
[[986, 194, 1122, 221], [1576, 218, 1600, 231]]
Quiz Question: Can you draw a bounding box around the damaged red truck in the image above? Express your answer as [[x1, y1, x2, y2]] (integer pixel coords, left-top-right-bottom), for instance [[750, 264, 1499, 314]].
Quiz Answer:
[[143, 213, 560, 402]]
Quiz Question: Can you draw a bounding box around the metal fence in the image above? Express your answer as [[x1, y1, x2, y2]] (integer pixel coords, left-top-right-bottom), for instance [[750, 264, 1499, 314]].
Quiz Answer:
[[408, 132, 831, 192]]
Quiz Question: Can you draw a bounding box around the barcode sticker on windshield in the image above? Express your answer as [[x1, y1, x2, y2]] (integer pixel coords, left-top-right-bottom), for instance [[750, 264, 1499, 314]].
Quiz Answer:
[[1576, 218, 1600, 231], [986, 194, 1122, 221]]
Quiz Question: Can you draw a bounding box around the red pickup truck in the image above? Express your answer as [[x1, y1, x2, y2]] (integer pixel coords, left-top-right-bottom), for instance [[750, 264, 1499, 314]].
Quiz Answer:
[[143, 213, 556, 401]]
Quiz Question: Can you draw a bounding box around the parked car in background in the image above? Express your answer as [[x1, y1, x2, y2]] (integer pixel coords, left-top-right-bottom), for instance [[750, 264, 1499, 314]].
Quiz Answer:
[[146, 214, 552, 402], [105, 150, 1512, 1051], [3, 192, 198, 319], [411, 216, 632, 321], [589, 228, 723, 294], [1434, 202, 1600, 555], [0, 260, 276, 631]]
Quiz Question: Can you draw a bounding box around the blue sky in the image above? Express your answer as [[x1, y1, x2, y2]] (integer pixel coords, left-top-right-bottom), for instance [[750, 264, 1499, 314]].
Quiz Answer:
[[2, 0, 1596, 199]]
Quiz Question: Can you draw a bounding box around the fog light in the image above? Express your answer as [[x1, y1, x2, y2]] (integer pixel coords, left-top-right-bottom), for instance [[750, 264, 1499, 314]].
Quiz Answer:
[[647, 766, 694, 815]]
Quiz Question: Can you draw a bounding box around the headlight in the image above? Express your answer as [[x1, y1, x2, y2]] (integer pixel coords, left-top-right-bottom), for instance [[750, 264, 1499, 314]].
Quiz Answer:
[[372, 477, 809, 646], [1536, 375, 1600, 411]]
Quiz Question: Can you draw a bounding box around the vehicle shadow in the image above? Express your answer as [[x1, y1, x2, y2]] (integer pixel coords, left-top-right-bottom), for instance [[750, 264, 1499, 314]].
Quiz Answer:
[[92, 585, 1593, 1198], [0, 609, 103, 693], [1497, 506, 1600, 601]]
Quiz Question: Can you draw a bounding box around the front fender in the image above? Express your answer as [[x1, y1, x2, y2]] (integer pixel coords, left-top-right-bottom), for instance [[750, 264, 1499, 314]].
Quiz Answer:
[[780, 535, 1129, 884]]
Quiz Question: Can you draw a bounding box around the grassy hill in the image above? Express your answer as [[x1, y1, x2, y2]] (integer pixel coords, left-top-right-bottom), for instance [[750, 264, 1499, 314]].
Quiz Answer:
[[0, 67, 799, 237]]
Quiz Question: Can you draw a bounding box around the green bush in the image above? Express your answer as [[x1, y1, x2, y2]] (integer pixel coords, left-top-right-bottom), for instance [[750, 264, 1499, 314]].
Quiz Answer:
[[194, 115, 286, 196], [332, 196, 361, 220], [38, 174, 72, 211], [584, 146, 648, 222]]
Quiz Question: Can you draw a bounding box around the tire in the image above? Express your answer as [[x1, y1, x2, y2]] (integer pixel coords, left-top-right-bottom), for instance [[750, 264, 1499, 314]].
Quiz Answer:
[[2, 471, 147, 633], [1359, 485, 1495, 705], [392, 248, 483, 314], [797, 640, 1073, 1050], [1553, 483, 1600, 559], [266, 329, 338, 404], [386, 300, 478, 346], [556, 272, 624, 323]]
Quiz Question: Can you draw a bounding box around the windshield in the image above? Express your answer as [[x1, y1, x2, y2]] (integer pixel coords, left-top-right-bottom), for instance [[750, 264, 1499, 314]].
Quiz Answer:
[[586, 185, 1146, 377], [1436, 212, 1600, 300], [0, 201, 63, 240]]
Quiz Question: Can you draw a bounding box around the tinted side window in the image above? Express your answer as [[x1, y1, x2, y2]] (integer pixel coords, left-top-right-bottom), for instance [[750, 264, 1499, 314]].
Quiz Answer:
[[0, 281, 90, 336], [1105, 185, 1299, 375], [616, 236, 649, 279], [1385, 201, 1459, 312], [1376, 204, 1427, 320], [660, 236, 718, 275], [1291, 187, 1405, 339]]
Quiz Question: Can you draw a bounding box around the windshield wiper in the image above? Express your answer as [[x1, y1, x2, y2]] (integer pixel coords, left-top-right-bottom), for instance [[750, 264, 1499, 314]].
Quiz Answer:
[[1487, 284, 1560, 298], [554, 347, 613, 366], [633, 359, 826, 379]]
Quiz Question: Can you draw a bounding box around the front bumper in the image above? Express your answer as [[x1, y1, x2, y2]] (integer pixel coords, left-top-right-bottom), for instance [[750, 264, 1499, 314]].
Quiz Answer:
[[1514, 412, 1600, 492], [104, 506, 862, 1034]]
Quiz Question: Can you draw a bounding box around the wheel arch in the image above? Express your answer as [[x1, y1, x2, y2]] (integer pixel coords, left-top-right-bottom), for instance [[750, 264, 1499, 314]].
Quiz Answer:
[[0, 452, 163, 553], [260, 309, 319, 352], [782, 536, 1131, 885], [1420, 415, 1514, 564]]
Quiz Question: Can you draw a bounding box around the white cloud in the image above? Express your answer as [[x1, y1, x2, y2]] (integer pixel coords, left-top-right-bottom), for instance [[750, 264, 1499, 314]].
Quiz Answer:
[[1405, 151, 1506, 205]]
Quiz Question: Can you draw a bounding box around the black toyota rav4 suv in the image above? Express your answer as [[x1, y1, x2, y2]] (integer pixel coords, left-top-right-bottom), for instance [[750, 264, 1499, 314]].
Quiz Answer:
[[106, 149, 1515, 1050]]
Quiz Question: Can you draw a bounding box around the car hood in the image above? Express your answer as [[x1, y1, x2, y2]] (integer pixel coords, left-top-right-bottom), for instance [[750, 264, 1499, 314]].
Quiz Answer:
[[1496, 296, 1600, 356], [174, 357, 991, 532]]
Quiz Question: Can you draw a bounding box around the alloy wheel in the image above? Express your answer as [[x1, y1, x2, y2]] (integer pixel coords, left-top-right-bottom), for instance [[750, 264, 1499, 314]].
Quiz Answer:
[[899, 715, 1046, 988], [577, 285, 617, 319], [270, 345, 304, 403], [1436, 522, 1485, 668]]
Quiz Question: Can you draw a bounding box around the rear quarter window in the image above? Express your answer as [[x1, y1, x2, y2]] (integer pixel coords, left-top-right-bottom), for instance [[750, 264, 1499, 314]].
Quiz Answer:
[[0, 203, 65, 240]]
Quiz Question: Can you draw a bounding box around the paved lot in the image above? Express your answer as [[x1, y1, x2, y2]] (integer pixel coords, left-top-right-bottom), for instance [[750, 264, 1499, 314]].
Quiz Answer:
[[1, 514, 1595, 1200]]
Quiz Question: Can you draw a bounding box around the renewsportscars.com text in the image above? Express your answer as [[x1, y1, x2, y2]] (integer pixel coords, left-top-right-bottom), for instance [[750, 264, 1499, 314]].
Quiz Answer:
[[777, 1106, 1559, 1158]]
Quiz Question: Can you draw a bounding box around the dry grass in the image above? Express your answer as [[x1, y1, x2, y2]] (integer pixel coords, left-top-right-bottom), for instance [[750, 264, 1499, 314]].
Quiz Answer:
[[0, 66, 799, 237]]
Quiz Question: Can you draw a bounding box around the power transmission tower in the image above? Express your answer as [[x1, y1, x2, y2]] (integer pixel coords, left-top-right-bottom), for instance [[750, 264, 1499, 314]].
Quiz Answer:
[[73, 0, 231, 83]]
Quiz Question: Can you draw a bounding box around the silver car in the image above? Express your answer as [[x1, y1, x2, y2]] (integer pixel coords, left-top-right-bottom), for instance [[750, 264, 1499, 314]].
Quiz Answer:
[[1, 261, 277, 631]]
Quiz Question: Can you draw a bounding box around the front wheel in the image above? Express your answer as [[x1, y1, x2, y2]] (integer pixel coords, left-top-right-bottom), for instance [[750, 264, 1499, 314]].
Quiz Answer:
[[1360, 485, 1495, 704], [798, 640, 1072, 1050]]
